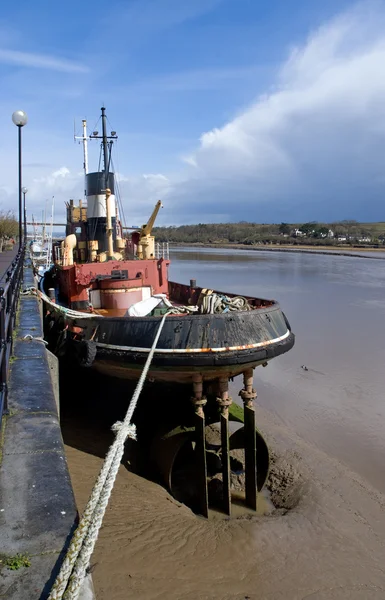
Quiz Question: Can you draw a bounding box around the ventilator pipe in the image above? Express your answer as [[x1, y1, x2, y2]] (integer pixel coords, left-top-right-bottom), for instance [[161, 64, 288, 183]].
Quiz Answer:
[[78, 241, 87, 262], [105, 188, 114, 260], [63, 234, 77, 266], [88, 240, 98, 262]]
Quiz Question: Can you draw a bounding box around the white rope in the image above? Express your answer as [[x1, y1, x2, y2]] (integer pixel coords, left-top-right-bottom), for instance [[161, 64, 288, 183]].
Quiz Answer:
[[39, 290, 103, 319], [48, 311, 169, 600], [167, 305, 199, 315], [22, 334, 48, 345], [21, 286, 38, 296], [198, 292, 251, 314], [168, 294, 251, 315], [21, 286, 102, 319]]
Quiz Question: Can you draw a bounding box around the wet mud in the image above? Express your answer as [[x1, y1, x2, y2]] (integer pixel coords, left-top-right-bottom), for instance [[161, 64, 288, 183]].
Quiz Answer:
[[61, 367, 385, 600]]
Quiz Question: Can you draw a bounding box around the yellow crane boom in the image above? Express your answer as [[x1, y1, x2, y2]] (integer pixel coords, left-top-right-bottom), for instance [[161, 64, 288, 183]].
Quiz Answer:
[[137, 200, 163, 259]]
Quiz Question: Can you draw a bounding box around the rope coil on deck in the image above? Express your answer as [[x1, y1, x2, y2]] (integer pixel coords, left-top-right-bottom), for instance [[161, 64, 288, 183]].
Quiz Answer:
[[199, 292, 251, 314], [169, 293, 251, 315], [48, 312, 169, 600]]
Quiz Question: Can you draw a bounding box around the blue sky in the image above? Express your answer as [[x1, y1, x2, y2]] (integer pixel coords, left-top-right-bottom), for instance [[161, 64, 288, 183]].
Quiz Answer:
[[1, 0, 384, 226]]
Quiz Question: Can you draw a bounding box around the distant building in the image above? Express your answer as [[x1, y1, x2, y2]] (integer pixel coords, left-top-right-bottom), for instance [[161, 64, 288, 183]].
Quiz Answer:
[[327, 229, 334, 238], [291, 228, 305, 237], [337, 235, 347, 242]]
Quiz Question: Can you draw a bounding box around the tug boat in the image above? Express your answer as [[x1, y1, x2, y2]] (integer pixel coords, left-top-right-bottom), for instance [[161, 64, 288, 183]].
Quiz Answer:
[[41, 107, 295, 517]]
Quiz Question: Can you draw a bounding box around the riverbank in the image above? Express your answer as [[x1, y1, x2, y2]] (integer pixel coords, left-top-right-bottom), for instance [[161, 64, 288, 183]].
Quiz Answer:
[[172, 242, 385, 258], [61, 247, 385, 600], [63, 397, 385, 600]]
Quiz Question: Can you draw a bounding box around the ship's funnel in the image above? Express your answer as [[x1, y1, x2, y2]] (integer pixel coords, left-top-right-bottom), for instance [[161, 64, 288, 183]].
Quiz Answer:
[[86, 172, 116, 218], [86, 171, 117, 252]]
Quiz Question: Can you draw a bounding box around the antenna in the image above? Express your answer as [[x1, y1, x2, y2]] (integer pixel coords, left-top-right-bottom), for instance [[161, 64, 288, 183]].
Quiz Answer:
[[74, 119, 89, 175], [46, 196, 55, 270]]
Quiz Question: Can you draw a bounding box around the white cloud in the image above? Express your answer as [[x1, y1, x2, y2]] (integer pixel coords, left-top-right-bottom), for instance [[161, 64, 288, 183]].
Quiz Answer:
[[171, 2, 385, 221], [34, 167, 71, 185], [4, 3, 385, 226], [0, 48, 89, 73], [116, 173, 173, 225], [18, 168, 83, 222]]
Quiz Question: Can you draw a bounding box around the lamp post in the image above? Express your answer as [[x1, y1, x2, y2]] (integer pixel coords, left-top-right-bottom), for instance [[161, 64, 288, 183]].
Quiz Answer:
[[12, 110, 28, 248], [22, 187, 28, 242]]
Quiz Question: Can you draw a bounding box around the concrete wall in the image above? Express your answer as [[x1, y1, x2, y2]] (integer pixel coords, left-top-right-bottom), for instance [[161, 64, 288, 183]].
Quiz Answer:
[[0, 264, 95, 599]]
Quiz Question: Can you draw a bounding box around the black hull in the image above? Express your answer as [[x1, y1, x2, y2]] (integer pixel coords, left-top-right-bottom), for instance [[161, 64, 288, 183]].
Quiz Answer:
[[43, 296, 294, 383]]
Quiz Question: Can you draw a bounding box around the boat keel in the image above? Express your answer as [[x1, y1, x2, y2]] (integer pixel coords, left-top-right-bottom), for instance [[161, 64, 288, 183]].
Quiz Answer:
[[151, 368, 269, 517], [216, 376, 232, 516], [191, 375, 209, 518], [239, 368, 258, 510]]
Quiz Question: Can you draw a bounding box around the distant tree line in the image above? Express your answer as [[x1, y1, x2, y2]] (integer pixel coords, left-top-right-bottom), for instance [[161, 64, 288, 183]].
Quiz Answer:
[[0, 211, 18, 252], [152, 220, 385, 246]]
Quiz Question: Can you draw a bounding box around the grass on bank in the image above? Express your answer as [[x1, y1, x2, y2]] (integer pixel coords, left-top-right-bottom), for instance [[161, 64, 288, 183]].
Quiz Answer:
[[0, 553, 31, 570]]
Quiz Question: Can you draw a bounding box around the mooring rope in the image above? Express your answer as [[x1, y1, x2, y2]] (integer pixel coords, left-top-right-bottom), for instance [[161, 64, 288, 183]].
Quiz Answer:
[[22, 333, 48, 345], [39, 291, 103, 319], [48, 312, 169, 600], [21, 287, 103, 319]]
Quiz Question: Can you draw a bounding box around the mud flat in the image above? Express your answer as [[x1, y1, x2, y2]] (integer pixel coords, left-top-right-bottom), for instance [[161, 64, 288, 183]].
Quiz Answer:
[[64, 401, 385, 600]]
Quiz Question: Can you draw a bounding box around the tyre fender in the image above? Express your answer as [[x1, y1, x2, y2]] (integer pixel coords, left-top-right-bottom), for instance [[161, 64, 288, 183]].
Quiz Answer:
[[74, 340, 97, 367]]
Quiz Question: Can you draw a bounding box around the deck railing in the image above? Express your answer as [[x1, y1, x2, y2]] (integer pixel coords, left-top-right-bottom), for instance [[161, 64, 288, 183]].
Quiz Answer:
[[155, 241, 170, 260], [0, 246, 25, 427]]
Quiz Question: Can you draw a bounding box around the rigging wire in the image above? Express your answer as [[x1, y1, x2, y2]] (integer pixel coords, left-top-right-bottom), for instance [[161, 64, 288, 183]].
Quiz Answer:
[[112, 139, 128, 231], [110, 152, 128, 233]]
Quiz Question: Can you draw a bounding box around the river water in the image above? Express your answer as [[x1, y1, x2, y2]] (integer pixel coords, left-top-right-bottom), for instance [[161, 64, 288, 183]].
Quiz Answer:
[[62, 247, 385, 600], [169, 247, 385, 494]]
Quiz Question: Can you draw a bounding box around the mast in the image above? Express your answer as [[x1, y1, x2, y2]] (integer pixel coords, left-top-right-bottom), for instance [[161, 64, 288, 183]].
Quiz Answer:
[[46, 196, 54, 269], [88, 107, 117, 180], [87, 108, 118, 257], [101, 107, 109, 180], [82, 119, 88, 175], [75, 119, 89, 198], [42, 199, 48, 242]]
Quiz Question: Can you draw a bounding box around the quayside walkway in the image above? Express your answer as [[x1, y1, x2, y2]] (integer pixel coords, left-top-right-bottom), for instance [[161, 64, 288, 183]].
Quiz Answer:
[[0, 250, 94, 599], [0, 248, 18, 283]]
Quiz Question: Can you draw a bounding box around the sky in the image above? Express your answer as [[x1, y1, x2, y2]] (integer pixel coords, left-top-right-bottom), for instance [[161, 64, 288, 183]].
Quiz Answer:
[[1, 0, 385, 227]]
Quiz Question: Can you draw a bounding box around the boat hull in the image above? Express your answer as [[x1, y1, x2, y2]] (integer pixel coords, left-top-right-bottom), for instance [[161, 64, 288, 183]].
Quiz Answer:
[[43, 298, 294, 383]]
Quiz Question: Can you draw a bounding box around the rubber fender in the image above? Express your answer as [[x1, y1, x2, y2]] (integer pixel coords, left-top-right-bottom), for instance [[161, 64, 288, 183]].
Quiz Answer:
[[75, 340, 97, 367]]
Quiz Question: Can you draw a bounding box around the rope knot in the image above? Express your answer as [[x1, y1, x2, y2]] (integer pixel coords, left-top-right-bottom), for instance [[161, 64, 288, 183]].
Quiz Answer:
[[23, 334, 48, 345], [21, 287, 37, 296], [111, 421, 137, 441]]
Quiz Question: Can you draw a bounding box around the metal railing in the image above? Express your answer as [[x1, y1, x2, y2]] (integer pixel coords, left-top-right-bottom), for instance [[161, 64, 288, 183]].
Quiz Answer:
[[155, 241, 170, 260], [0, 246, 25, 427]]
